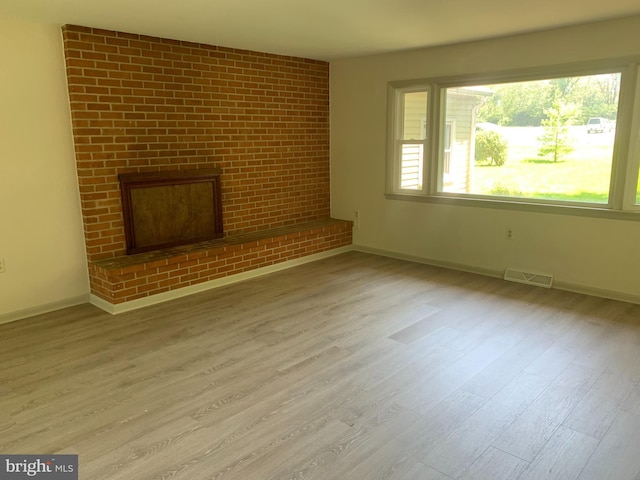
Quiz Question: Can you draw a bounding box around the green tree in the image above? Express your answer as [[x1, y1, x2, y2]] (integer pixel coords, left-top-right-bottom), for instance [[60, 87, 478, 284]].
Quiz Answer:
[[538, 100, 579, 162], [478, 80, 553, 126], [477, 73, 620, 127], [578, 74, 620, 123]]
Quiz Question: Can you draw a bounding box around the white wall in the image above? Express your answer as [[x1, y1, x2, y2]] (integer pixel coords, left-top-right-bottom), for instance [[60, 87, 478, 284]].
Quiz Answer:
[[331, 16, 640, 303], [0, 17, 89, 321]]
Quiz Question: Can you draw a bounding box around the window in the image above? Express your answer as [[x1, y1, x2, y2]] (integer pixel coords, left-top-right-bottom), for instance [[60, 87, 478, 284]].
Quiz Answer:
[[391, 89, 429, 191], [387, 61, 640, 216]]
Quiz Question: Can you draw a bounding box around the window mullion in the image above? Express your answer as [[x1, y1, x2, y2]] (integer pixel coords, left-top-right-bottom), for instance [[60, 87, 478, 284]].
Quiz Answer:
[[425, 85, 441, 195]]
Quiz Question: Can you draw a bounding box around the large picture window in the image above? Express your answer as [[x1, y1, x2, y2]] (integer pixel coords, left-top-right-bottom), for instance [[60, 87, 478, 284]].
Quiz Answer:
[[387, 61, 640, 216]]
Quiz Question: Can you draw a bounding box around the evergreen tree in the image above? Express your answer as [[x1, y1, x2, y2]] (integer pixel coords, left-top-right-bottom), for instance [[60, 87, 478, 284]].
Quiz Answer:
[[538, 100, 579, 162]]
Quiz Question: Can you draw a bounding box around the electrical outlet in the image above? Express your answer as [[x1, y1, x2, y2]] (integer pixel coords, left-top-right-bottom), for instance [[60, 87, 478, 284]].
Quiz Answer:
[[354, 211, 360, 230], [506, 228, 513, 239], [0, 258, 5, 273]]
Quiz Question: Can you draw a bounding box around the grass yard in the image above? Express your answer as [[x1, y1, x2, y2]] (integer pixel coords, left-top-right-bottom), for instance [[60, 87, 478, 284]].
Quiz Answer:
[[472, 127, 614, 204]]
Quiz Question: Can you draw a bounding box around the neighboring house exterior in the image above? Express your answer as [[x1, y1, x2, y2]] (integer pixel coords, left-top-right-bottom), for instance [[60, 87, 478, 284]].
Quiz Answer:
[[401, 87, 490, 192], [443, 87, 491, 192]]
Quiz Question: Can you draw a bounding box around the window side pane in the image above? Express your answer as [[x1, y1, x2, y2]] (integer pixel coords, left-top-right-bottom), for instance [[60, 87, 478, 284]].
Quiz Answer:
[[395, 89, 428, 191], [440, 74, 620, 204]]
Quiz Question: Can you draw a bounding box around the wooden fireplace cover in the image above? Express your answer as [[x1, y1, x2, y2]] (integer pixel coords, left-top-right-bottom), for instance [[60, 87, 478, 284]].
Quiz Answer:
[[119, 168, 223, 254]]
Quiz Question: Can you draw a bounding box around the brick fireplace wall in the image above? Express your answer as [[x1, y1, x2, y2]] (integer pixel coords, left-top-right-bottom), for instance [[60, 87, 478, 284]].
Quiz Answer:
[[61, 25, 351, 305]]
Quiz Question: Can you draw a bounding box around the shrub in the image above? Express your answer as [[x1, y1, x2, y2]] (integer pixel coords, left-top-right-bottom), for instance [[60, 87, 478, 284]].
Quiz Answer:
[[475, 129, 508, 166], [490, 180, 522, 197]]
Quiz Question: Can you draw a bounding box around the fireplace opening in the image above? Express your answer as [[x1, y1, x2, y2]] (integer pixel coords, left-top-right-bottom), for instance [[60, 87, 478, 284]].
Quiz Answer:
[[119, 168, 223, 254]]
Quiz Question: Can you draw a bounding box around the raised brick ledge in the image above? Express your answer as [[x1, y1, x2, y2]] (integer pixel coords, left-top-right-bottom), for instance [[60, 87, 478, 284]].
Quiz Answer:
[[92, 218, 352, 274]]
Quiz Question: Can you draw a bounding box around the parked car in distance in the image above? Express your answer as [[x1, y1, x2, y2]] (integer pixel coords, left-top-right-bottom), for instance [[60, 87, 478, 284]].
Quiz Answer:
[[586, 117, 610, 134]]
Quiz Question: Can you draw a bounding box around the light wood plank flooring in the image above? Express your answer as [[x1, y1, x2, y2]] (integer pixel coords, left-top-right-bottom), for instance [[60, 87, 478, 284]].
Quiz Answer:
[[1, 251, 640, 479]]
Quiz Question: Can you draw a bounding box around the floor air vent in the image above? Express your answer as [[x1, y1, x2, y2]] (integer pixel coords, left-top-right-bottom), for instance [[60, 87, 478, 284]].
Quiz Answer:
[[504, 268, 553, 288]]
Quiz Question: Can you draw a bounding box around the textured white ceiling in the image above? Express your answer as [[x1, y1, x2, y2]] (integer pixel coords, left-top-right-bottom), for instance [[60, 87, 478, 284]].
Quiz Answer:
[[2, 0, 640, 60]]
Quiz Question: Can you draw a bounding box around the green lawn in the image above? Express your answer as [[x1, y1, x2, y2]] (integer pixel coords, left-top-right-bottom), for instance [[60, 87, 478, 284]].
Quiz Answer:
[[472, 129, 614, 204]]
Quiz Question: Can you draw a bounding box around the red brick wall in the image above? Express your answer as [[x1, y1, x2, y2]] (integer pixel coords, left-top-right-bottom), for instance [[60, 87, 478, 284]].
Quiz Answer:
[[62, 25, 331, 263]]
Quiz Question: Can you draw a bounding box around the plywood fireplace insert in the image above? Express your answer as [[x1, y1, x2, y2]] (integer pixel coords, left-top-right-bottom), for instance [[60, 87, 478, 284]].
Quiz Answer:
[[119, 168, 223, 254]]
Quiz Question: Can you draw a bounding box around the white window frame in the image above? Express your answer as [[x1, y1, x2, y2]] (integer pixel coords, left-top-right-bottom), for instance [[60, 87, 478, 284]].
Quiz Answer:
[[386, 58, 640, 220], [387, 85, 432, 194]]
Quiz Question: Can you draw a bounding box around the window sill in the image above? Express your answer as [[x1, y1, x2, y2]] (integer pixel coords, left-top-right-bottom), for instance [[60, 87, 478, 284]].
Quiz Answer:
[[385, 193, 640, 221]]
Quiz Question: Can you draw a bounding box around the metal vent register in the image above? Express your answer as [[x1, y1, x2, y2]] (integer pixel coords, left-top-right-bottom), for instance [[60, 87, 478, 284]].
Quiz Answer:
[[504, 268, 554, 288]]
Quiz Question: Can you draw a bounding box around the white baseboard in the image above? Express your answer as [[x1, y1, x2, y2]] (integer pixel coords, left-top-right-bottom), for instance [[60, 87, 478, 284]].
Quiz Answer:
[[0, 294, 91, 326], [551, 280, 640, 306], [10, 244, 637, 322], [353, 244, 504, 279], [91, 245, 354, 315], [353, 244, 640, 306]]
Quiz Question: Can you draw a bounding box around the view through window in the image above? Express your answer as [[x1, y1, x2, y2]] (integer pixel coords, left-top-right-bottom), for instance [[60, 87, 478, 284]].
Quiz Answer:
[[441, 73, 621, 204]]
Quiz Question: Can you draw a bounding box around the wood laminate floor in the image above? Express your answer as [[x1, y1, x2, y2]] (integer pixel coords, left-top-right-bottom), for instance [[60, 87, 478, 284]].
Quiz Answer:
[[1, 251, 640, 479]]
